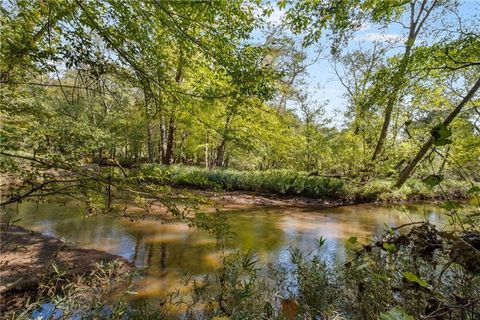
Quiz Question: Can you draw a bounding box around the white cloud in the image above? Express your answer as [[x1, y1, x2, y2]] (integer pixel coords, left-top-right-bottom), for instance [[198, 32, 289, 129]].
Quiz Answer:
[[356, 32, 406, 43], [252, 4, 286, 26], [358, 22, 372, 31], [265, 8, 286, 26]]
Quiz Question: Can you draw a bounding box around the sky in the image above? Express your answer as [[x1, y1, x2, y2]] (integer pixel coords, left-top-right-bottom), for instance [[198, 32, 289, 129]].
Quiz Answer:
[[258, 0, 480, 126]]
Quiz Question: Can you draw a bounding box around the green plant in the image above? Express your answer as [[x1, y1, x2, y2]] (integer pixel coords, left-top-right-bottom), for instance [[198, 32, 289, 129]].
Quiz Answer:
[[137, 165, 345, 198]]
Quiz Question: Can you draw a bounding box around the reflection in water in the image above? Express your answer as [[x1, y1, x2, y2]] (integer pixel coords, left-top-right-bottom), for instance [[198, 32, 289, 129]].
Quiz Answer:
[[5, 201, 446, 300]]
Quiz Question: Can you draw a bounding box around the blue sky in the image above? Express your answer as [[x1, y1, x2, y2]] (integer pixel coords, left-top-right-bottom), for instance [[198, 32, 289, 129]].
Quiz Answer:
[[258, 0, 480, 125]]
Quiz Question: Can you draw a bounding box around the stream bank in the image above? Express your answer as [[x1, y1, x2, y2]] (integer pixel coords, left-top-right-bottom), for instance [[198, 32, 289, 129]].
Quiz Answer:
[[0, 224, 132, 312]]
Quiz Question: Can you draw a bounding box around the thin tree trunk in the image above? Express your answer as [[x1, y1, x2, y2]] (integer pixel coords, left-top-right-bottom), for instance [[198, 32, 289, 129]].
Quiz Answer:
[[145, 95, 154, 163], [395, 77, 480, 188], [159, 113, 167, 163], [155, 92, 166, 164], [371, 0, 437, 162], [371, 42, 412, 162], [205, 134, 209, 169], [215, 111, 233, 167], [147, 123, 154, 162], [164, 113, 176, 165]]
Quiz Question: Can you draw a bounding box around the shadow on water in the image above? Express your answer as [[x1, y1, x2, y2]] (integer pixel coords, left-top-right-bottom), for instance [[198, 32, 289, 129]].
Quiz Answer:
[[5, 200, 446, 301]]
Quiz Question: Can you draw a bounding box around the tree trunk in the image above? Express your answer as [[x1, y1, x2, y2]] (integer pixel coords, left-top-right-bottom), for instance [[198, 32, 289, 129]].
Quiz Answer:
[[215, 110, 233, 167], [163, 113, 176, 165], [371, 0, 437, 162], [145, 95, 154, 163], [395, 77, 480, 188], [205, 134, 209, 169], [159, 113, 167, 163], [215, 140, 226, 167], [162, 49, 184, 165], [371, 44, 412, 162]]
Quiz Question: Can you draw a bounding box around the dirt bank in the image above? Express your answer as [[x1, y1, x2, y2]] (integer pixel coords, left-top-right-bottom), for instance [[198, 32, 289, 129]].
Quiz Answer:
[[176, 188, 457, 209], [0, 224, 132, 311], [182, 189, 353, 208]]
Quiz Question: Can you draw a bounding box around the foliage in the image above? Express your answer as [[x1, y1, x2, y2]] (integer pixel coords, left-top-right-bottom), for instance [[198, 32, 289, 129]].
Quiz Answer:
[[272, 245, 338, 318], [340, 222, 480, 319], [137, 165, 346, 198], [1, 0, 479, 207], [5, 260, 144, 320], [182, 250, 277, 320], [137, 165, 473, 203]]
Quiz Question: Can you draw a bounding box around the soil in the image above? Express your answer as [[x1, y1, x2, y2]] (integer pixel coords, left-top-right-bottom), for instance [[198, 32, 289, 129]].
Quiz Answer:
[[180, 189, 354, 208], [0, 224, 132, 311], [178, 188, 456, 209]]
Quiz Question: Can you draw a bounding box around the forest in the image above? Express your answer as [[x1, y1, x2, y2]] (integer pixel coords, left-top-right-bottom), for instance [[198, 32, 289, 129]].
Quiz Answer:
[[0, 0, 479, 319]]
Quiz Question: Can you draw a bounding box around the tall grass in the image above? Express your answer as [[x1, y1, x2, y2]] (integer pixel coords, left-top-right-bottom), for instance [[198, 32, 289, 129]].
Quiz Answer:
[[137, 165, 346, 198], [136, 165, 471, 202], [347, 177, 471, 202]]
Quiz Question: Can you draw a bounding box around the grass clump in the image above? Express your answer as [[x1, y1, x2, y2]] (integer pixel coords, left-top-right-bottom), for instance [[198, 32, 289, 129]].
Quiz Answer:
[[5, 260, 160, 320], [137, 165, 345, 198], [345, 177, 471, 202], [136, 165, 472, 203]]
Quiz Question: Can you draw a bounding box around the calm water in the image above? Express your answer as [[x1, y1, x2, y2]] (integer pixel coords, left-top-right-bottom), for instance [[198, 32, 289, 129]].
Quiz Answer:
[[4, 200, 448, 300]]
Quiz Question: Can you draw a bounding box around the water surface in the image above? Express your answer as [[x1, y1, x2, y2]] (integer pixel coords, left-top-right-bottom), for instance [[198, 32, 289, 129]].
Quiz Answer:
[[5, 201, 447, 300]]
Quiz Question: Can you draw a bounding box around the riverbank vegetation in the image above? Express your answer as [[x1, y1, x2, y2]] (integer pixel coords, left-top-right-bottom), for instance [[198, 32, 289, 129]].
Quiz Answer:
[[137, 164, 471, 202], [1, 0, 479, 319]]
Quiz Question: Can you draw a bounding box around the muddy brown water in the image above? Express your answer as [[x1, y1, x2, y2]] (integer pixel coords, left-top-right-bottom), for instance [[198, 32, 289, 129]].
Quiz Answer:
[[4, 200, 448, 303]]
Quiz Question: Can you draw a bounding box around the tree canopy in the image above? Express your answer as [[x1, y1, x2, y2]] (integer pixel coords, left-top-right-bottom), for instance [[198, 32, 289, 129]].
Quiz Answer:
[[1, 0, 479, 204]]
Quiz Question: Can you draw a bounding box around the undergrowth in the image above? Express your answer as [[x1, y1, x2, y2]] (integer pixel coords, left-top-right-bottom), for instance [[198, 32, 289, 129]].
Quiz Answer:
[[136, 165, 471, 202], [137, 165, 345, 198]]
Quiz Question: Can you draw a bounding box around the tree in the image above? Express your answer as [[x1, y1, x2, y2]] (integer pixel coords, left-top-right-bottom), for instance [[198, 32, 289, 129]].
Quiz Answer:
[[395, 77, 480, 188]]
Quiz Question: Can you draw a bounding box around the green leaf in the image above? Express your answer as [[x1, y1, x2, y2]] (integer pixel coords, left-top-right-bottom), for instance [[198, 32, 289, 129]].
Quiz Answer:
[[356, 262, 370, 271], [384, 224, 394, 236], [372, 272, 390, 282], [383, 242, 396, 252], [440, 201, 463, 211], [380, 307, 415, 320], [402, 271, 428, 288], [431, 124, 453, 146], [316, 236, 326, 248], [433, 138, 453, 146], [422, 175, 443, 187], [467, 186, 480, 194], [347, 236, 358, 244], [278, 0, 287, 10], [431, 124, 452, 140]]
